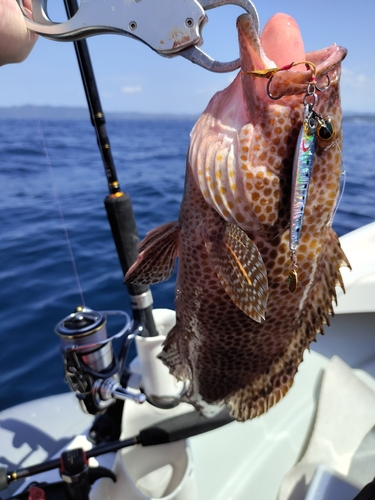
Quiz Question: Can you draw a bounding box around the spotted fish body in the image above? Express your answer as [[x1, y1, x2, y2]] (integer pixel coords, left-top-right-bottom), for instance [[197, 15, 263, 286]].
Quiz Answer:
[[126, 13, 349, 421]]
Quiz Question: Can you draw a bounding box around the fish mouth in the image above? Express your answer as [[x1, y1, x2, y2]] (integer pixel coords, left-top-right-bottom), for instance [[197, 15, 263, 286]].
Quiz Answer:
[[237, 13, 347, 106]]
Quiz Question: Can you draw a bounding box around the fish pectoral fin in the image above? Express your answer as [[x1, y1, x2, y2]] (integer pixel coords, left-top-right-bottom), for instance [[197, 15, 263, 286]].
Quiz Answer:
[[125, 221, 180, 285], [204, 223, 269, 322]]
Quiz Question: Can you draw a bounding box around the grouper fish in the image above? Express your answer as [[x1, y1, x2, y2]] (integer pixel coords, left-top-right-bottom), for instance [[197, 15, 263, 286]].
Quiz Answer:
[[126, 13, 349, 421]]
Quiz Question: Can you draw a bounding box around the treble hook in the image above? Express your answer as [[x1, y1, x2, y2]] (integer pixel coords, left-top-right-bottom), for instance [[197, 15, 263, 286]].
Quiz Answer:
[[266, 75, 288, 100]]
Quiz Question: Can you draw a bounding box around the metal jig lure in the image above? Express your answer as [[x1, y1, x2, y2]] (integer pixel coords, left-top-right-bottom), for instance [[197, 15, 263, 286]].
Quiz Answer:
[[287, 74, 331, 293], [288, 104, 318, 292]]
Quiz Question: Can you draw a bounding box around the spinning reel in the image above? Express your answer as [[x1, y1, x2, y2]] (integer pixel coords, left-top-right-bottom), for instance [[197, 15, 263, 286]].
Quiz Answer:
[[55, 306, 146, 415]]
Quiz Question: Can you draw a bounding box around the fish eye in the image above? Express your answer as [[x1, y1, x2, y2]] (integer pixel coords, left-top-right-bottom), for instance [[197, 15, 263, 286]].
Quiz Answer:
[[316, 116, 337, 148]]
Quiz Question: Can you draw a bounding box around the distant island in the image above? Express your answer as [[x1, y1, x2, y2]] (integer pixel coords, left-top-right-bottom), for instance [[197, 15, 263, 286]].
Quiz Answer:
[[0, 105, 198, 121], [342, 113, 375, 122], [0, 105, 374, 122]]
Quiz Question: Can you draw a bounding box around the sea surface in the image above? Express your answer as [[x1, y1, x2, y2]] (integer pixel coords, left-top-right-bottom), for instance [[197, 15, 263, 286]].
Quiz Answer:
[[0, 116, 374, 412]]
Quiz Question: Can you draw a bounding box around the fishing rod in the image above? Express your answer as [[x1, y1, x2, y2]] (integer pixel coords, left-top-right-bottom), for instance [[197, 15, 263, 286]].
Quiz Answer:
[[63, 0, 158, 338], [3, 409, 234, 489]]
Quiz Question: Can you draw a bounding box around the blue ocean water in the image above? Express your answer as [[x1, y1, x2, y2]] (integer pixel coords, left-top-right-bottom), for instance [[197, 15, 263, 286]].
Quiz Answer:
[[0, 117, 374, 412]]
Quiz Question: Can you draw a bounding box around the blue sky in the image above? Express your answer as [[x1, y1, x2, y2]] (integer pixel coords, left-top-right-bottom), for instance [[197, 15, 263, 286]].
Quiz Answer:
[[1, 0, 374, 115]]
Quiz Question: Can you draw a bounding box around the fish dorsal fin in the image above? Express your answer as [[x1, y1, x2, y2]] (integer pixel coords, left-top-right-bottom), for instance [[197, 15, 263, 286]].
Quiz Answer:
[[204, 223, 268, 322], [125, 221, 180, 284]]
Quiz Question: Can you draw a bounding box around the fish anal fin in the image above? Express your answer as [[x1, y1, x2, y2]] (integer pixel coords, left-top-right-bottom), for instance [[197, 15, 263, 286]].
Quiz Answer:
[[125, 221, 179, 285], [204, 222, 269, 322]]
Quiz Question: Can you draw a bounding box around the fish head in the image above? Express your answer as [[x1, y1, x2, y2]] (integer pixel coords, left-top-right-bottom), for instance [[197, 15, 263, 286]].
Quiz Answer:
[[189, 12, 347, 233]]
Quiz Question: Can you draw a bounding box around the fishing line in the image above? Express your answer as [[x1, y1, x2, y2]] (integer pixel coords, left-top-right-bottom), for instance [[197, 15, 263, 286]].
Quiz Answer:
[[37, 121, 86, 307], [331, 143, 347, 225], [332, 167, 347, 223]]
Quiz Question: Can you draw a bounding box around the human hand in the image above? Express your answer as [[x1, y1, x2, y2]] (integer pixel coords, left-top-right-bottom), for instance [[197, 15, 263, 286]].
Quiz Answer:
[[0, 0, 38, 66]]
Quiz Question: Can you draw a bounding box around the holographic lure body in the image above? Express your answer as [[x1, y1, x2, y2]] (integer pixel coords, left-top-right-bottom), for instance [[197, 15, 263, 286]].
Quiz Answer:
[[288, 105, 317, 292]]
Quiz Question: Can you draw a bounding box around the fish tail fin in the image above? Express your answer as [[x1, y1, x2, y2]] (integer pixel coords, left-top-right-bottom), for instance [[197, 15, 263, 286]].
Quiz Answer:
[[125, 221, 180, 284]]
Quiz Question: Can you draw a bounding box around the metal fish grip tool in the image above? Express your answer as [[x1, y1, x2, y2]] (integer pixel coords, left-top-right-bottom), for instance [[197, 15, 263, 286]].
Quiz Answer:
[[18, 0, 259, 72]]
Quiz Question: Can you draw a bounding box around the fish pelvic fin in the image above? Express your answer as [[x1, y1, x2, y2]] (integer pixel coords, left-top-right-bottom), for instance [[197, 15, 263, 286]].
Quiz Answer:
[[125, 221, 180, 285], [204, 222, 269, 322]]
